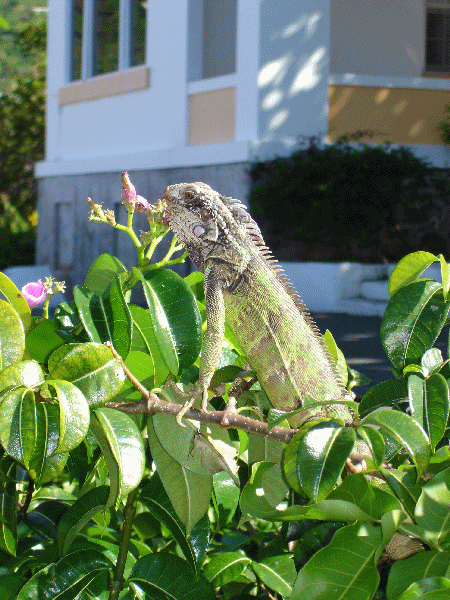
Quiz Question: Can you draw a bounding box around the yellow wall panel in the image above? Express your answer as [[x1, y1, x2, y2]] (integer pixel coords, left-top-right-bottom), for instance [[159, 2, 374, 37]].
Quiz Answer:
[[328, 84, 449, 145], [188, 87, 236, 146]]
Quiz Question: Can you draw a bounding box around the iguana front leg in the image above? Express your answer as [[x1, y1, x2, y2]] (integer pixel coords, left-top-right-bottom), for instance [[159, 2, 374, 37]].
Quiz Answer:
[[170, 262, 226, 426]]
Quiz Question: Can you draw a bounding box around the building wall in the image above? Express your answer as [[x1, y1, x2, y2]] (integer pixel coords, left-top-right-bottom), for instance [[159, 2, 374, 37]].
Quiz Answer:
[[330, 0, 425, 77]]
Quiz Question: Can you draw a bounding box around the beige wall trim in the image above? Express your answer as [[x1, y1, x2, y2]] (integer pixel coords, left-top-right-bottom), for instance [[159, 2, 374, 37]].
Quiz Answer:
[[328, 84, 449, 146], [188, 87, 236, 146], [58, 66, 150, 106]]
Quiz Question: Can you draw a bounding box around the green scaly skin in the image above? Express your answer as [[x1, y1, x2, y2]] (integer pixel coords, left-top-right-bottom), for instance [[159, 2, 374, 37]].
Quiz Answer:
[[162, 182, 353, 428]]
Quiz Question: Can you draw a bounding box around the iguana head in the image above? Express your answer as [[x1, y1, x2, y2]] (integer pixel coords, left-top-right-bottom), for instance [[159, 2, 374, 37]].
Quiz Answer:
[[163, 182, 242, 269], [163, 182, 265, 271]]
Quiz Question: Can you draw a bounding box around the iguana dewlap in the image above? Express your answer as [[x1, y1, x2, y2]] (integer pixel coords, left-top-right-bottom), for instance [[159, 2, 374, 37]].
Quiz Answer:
[[162, 182, 352, 427]]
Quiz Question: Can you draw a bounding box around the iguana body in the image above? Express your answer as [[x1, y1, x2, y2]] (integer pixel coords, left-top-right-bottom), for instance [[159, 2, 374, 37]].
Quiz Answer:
[[162, 182, 352, 427]]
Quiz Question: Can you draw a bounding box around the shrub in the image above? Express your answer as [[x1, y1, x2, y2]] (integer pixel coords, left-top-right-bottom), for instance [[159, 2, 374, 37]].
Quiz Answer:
[[248, 138, 450, 263]]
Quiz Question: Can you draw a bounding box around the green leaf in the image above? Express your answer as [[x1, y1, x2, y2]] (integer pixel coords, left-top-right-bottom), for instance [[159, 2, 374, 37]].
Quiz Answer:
[[381, 280, 450, 373], [396, 577, 450, 600], [203, 551, 252, 587], [129, 553, 215, 599], [90, 407, 145, 503], [0, 360, 45, 396], [140, 474, 198, 573], [16, 549, 113, 599], [290, 522, 381, 600], [25, 318, 65, 363], [112, 349, 155, 403], [45, 380, 90, 453], [0, 458, 17, 556], [422, 348, 444, 376], [439, 254, 450, 300], [252, 554, 296, 597], [414, 468, 450, 549], [357, 425, 385, 467], [73, 277, 132, 359], [386, 550, 450, 599], [0, 387, 36, 464], [147, 417, 212, 536], [48, 342, 125, 407], [0, 300, 25, 371], [362, 408, 430, 478], [213, 472, 240, 528], [388, 251, 437, 298], [25, 499, 69, 541], [0, 272, 31, 332], [381, 468, 420, 518], [57, 486, 111, 555], [134, 267, 202, 375], [360, 379, 409, 418], [322, 329, 348, 386], [409, 373, 449, 450], [284, 421, 356, 501], [129, 304, 170, 388], [84, 253, 128, 296]]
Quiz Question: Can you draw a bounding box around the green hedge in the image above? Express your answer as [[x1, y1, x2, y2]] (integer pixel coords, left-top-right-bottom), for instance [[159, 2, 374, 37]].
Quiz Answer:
[[248, 139, 450, 263]]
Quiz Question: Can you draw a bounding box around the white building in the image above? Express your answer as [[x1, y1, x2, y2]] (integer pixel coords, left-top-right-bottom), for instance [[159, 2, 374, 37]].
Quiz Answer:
[[36, 0, 450, 287]]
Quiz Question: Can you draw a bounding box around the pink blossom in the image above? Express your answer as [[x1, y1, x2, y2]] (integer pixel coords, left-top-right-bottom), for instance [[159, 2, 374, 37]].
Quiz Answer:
[[121, 172, 136, 206], [21, 279, 47, 308], [135, 195, 149, 211]]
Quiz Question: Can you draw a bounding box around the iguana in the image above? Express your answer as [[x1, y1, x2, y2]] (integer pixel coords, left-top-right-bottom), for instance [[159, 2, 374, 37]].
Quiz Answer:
[[162, 182, 353, 427]]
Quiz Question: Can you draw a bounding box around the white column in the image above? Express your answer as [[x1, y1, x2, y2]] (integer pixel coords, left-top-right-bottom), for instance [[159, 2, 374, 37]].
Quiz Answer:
[[254, 0, 331, 158]]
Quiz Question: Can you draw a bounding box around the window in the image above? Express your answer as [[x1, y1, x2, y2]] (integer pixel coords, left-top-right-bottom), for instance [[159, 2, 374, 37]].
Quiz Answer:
[[426, 0, 450, 72], [70, 0, 147, 82], [188, 0, 237, 81]]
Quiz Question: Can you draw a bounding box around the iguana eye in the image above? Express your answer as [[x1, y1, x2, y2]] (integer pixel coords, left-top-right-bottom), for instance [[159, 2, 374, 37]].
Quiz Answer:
[[185, 190, 195, 200], [201, 209, 210, 220]]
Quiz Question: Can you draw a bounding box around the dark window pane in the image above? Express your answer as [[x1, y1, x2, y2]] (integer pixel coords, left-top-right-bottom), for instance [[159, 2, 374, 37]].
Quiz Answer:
[[131, 1, 147, 66], [202, 0, 237, 79], [72, 0, 83, 81], [427, 11, 444, 38], [93, 0, 119, 75], [427, 39, 444, 67]]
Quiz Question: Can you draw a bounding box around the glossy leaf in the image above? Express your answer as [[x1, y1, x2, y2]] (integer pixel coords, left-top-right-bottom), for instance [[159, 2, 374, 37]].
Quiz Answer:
[[73, 277, 132, 359], [0, 299, 25, 370], [414, 468, 450, 548], [140, 474, 198, 573], [408, 373, 449, 450], [359, 379, 408, 417], [251, 554, 296, 598], [90, 407, 145, 502], [16, 549, 113, 599], [421, 348, 444, 376], [48, 342, 125, 406], [357, 425, 385, 467], [57, 486, 111, 555], [396, 577, 450, 599], [0, 458, 17, 556], [381, 280, 450, 373], [213, 472, 240, 528], [25, 318, 65, 363], [188, 513, 210, 565], [203, 551, 252, 587], [147, 417, 212, 536], [45, 380, 90, 453], [0, 360, 45, 395], [129, 553, 215, 599], [134, 267, 202, 375], [129, 304, 170, 388], [291, 522, 381, 600], [381, 468, 420, 518], [439, 254, 450, 300], [284, 421, 356, 501], [386, 550, 450, 600], [0, 387, 36, 464], [84, 253, 127, 296], [362, 408, 430, 478], [25, 499, 69, 541], [0, 272, 31, 332], [388, 251, 437, 298]]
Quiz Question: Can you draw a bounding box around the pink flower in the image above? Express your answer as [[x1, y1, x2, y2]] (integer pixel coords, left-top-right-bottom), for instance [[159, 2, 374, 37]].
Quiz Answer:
[[135, 195, 149, 211], [121, 172, 136, 206], [21, 279, 47, 308]]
